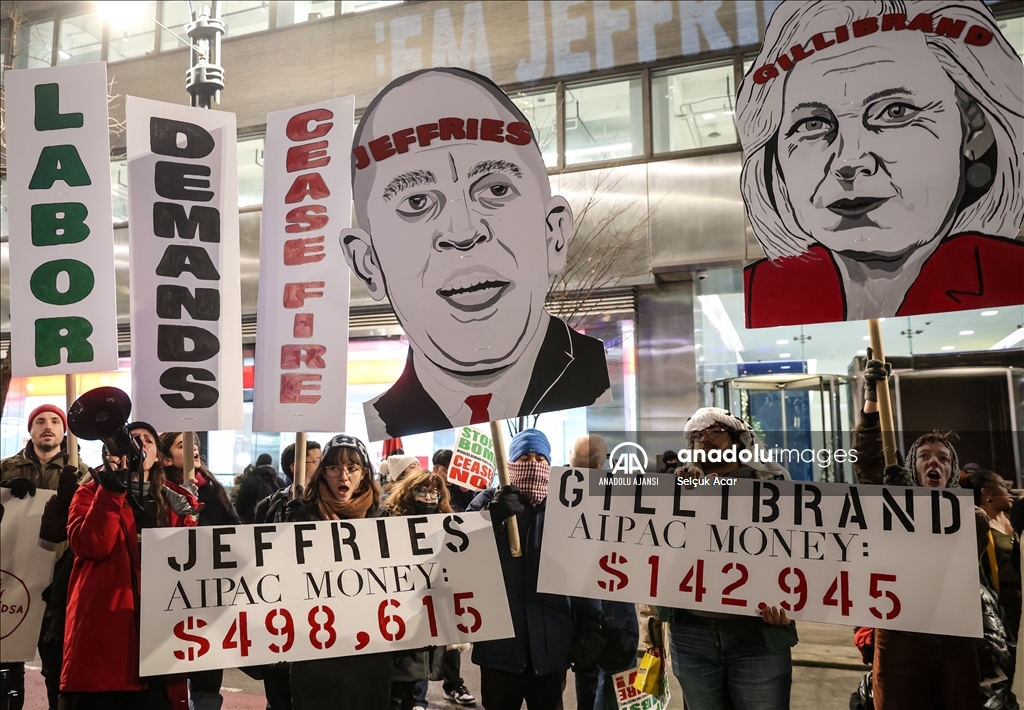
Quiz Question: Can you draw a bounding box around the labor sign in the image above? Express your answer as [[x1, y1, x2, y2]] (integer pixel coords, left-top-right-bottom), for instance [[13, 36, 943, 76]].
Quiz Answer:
[[537, 469, 982, 637], [139, 512, 513, 674]]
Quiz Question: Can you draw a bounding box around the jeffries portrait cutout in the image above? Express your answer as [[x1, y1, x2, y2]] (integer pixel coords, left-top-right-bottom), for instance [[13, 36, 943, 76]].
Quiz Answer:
[[342, 68, 611, 441], [737, 0, 1024, 327]]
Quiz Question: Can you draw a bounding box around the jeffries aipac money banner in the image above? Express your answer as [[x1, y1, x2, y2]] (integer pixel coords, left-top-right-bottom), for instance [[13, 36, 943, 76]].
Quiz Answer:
[[252, 97, 354, 433], [139, 512, 513, 674], [537, 468, 982, 637]]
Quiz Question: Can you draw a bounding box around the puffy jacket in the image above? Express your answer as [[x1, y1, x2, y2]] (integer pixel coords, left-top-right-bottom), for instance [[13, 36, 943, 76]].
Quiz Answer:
[[285, 498, 393, 710], [468, 488, 598, 676], [62, 481, 145, 692], [235, 466, 286, 524], [62, 480, 195, 705], [1, 444, 90, 489]]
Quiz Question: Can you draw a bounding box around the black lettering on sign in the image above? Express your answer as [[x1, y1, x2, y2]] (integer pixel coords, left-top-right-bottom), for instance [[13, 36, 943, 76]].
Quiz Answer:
[[150, 117, 215, 159], [153, 203, 221, 243], [159, 367, 219, 408], [155, 161, 213, 202], [156, 285, 220, 321], [157, 324, 220, 362], [155, 245, 221, 280]]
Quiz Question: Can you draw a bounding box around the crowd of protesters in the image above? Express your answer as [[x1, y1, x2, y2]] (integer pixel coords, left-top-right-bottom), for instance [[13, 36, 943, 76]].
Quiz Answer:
[[1, 363, 1020, 710]]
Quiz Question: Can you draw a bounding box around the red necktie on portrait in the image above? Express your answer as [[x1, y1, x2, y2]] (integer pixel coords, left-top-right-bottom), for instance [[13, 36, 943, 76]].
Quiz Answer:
[[465, 394, 493, 425]]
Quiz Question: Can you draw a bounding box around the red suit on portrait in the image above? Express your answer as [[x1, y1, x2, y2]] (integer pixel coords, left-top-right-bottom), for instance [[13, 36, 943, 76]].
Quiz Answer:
[[744, 233, 1024, 328]]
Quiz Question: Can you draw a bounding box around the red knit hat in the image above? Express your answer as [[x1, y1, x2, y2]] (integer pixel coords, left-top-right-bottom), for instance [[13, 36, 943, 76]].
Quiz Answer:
[[27, 404, 67, 433]]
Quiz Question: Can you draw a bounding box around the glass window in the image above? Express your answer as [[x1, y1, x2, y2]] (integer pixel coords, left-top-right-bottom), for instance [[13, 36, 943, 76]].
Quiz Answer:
[[57, 13, 104, 65], [106, 1, 157, 62], [221, 1, 270, 37], [652, 63, 737, 154], [510, 88, 557, 168], [14, 19, 54, 68], [111, 158, 129, 222], [160, 1, 193, 51], [277, 0, 336, 26], [341, 1, 404, 14], [564, 76, 643, 165], [237, 135, 265, 207], [997, 16, 1024, 61]]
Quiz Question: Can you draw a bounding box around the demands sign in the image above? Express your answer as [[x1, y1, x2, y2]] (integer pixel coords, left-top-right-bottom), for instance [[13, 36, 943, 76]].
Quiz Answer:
[[538, 468, 982, 637], [140, 512, 513, 674]]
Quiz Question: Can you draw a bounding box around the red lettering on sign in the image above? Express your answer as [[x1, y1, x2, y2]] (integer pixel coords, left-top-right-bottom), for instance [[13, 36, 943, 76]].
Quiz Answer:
[[285, 205, 329, 233], [284, 237, 326, 265], [281, 345, 327, 369], [281, 373, 322, 404], [286, 109, 334, 141], [293, 313, 314, 338], [287, 141, 330, 172], [285, 174, 330, 204], [392, 128, 417, 154], [283, 282, 324, 308]]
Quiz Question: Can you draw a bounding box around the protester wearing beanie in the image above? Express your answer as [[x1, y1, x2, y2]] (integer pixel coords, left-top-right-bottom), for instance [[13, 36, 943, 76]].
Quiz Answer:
[[468, 429, 603, 709]]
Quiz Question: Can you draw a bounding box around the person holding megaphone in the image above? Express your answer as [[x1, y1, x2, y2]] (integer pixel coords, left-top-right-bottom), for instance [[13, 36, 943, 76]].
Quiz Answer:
[[59, 388, 200, 710]]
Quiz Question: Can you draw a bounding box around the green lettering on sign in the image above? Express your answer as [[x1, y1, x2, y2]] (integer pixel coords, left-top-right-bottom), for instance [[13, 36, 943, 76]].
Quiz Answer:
[[30, 259, 95, 305], [35, 317, 94, 367], [34, 83, 84, 131], [29, 145, 92, 190], [32, 203, 90, 246]]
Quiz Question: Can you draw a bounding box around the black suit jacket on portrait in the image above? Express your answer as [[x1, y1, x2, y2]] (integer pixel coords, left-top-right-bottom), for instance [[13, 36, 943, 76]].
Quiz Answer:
[[367, 316, 611, 438]]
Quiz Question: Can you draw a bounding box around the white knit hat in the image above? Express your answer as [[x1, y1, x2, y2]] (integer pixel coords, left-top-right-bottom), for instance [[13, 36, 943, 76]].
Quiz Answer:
[[380, 454, 419, 482]]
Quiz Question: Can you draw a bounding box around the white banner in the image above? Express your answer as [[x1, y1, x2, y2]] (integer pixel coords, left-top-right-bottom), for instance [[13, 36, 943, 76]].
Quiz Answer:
[[126, 97, 243, 431], [538, 469, 983, 637], [448, 426, 495, 492], [5, 63, 119, 377], [252, 98, 354, 433], [0, 490, 58, 662], [139, 512, 514, 675]]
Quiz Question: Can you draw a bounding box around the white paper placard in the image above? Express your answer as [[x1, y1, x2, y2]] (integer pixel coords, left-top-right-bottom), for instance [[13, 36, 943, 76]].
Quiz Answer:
[[126, 97, 243, 431], [252, 98, 354, 433], [5, 63, 119, 377], [0, 489, 58, 662], [538, 469, 983, 637], [139, 512, 514, 674]]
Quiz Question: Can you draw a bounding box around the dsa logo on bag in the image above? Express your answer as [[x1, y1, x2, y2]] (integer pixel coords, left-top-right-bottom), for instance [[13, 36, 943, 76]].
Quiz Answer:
[[610, 443, 648, 476], [0, 571, 31, 640]]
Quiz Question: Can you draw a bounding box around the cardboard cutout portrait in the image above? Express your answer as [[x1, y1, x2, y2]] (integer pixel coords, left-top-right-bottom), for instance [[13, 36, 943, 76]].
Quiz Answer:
[[343, 68, 611, 440], [737, 0, 1024, 327]]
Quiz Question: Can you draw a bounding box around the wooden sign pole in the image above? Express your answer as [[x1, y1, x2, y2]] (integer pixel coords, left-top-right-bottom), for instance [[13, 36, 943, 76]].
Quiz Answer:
[[64, 374, 79, 467], [867, 319, 899, 467], [294, 431, 307, 495], [489, 421, 522, 558], [182, 431, 196, 482]]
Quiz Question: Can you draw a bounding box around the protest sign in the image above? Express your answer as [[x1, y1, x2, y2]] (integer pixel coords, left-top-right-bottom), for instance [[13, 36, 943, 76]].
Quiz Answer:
[[140, 512, 513, 674], [538, 468, 982, 637], [347, 67, 610, 441], [252, 98, 354, 433], [448, 426, 495, 491], [126, 97, 243, 431], [5, 63, 119, 377], [737, 0, 1023, 326], [612, 667, 671, 710], [0, 489, 57, 662]]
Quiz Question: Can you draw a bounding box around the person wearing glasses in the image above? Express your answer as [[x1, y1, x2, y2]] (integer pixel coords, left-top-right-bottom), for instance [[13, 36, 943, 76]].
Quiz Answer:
[[660, 408, 795, 710], [384, 468, 468, 709], [284, 435, 393, 710]]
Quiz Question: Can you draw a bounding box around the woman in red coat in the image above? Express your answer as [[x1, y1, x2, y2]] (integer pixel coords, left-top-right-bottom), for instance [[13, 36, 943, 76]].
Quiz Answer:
[[60, 422, 199, 710]]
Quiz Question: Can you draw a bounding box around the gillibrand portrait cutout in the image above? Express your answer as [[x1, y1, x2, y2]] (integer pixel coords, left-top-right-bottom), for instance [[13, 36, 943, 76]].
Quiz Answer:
[[738, 0, 1024, 327], [342, 68, 611, 440]]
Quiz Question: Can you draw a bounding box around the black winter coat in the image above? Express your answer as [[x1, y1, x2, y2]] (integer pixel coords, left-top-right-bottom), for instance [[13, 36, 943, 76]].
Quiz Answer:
[[284, 498, 393, 710], [235, 467, 286, 524]]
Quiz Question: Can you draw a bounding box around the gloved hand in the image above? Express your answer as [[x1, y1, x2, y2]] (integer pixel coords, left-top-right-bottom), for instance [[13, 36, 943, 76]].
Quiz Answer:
[[489, 485, 524, 522], [863, 347, 892, 403], [570, 615, 605, 673], [1, 477, 37, 499], [95, 465, 128, 494], [56, 466, 80, 505]]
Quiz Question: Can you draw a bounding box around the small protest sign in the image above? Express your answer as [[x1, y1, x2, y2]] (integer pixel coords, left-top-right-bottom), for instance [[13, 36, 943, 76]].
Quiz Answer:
[[538, 468, 982, 637], [612, 667, 671, 710], [0, 490, 58, 662], [140, 512, 513, 674], [448, 426, 495, 492]]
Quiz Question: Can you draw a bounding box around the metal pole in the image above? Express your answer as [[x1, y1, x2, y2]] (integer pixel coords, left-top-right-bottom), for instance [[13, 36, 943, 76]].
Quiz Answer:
[[186, 1, 225, 109]]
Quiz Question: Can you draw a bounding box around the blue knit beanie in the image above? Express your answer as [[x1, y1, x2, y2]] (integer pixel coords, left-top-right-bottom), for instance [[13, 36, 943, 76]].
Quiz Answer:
[[509, 429, 551, 463]]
